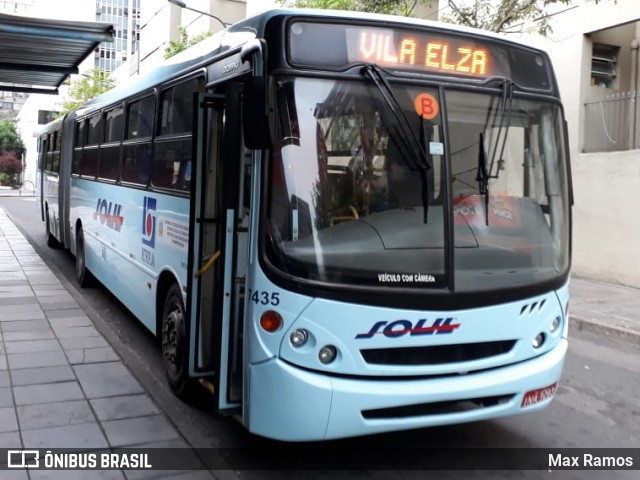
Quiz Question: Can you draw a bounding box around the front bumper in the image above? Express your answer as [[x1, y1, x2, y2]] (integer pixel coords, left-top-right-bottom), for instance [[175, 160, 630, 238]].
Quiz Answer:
[[247, 338, 567, 441]]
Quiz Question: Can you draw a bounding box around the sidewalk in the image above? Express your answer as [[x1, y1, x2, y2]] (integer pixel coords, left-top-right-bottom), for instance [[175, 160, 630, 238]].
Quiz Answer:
[[569, 276, 640, 346], [0, 208, 213, 478], [0, 186, 35, 198]]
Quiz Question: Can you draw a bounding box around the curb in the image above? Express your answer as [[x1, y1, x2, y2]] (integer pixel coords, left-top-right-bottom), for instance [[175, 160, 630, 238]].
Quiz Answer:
[[569, 315, 640, 347]]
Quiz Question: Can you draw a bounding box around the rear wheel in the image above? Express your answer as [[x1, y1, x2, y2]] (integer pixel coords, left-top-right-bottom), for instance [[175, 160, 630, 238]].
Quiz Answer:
[[75, 226, 93, 288], [45, 208, 58, 248], [161, 283, 191, 397]]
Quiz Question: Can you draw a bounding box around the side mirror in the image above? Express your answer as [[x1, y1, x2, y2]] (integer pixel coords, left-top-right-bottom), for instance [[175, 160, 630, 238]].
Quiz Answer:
[[243, 76, 272, 150], [241, 39, 272, 150]]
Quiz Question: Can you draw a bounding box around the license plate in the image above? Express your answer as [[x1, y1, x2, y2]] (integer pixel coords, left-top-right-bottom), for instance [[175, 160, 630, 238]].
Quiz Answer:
[[521, 382, 558, 407]]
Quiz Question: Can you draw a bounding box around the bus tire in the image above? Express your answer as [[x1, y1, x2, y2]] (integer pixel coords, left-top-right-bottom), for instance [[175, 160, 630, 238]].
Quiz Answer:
[[75, 226, 93, 288], [45, 207, 58, 248], [161, 282, 191, 397]]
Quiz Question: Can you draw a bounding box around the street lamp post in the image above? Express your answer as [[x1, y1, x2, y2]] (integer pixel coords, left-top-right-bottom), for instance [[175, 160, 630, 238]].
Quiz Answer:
[[167, 0, 229, 30]]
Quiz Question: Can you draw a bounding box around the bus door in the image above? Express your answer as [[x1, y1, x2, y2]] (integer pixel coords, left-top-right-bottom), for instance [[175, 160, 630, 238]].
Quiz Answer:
[[188, 85, 246, 413]]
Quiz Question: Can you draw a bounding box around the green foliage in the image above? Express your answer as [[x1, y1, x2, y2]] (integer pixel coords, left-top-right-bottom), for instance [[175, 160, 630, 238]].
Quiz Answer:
[[58, 69, 116, 116], [440, 0, 600, 36], [0, 120, 24, 156], [276, 0, 431, 16], [0, 172, 11, 185], [278, 0, 614, 34], [164, 27, 213, 59]]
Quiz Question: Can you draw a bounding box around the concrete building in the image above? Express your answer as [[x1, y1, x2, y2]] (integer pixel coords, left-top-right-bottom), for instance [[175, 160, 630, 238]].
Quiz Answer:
[[136, 0, 246, 76], [95, 0, 141, 72], [511, 0, 640, 289]]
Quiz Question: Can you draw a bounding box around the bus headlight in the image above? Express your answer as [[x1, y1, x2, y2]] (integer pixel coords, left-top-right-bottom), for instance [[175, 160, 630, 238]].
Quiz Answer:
[[290, 329, 309, 348], [550, 316, 562, 333], [318, 345, 337, 364]]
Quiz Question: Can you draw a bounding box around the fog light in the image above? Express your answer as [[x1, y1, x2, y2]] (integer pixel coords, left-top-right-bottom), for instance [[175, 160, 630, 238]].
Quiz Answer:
[[532, 332, 546, 348], [550, 316, 561, 333], [290, 329, 309, 348], [318, 345, 337, 364]]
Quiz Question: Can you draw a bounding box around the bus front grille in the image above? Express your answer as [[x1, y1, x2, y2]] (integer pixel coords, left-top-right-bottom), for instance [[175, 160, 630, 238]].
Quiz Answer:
[[360, 340, 516, 366], [361, 394, 515, 420]]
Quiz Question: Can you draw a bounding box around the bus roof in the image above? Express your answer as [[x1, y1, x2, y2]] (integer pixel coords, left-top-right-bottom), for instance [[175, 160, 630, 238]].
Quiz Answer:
[[72, 8, 546, 119], [234, 8, 542, 51]]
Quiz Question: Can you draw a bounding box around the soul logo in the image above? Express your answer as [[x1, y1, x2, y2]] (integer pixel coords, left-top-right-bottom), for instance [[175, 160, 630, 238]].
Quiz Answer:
[[355, 318, 460, 339], [93, 198, 124, 232]]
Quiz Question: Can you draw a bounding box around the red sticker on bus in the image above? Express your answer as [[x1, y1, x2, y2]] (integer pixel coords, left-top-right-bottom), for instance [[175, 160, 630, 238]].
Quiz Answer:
[[414, 93, 439, 120], [453, 194, 522, 229]]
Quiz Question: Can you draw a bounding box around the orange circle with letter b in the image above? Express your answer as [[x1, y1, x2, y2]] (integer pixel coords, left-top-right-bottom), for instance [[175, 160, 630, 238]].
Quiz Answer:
[[414, 93, 439, 120]]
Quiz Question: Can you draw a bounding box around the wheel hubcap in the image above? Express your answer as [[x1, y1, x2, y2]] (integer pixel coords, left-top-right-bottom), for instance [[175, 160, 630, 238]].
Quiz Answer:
[[162, 302, 183, 375]]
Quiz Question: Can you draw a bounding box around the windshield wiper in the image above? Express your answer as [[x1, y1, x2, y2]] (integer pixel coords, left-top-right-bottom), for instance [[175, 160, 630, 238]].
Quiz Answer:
[[476, 77, 515, 225], [361, 64, 432, 222], [476, 133, 490, 226], [482, 77, 514, 179]]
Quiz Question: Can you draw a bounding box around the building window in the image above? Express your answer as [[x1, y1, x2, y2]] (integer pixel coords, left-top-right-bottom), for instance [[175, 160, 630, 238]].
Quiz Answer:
[[591, 43, 619, 88], [38, 110, 57, 124]]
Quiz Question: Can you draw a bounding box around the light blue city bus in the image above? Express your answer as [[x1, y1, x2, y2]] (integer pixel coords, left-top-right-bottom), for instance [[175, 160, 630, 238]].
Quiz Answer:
[[37, 8, 572, 441]]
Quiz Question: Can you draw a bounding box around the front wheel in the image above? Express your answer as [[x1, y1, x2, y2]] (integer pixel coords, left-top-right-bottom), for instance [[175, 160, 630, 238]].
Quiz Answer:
[[161, 283, 191, 397]]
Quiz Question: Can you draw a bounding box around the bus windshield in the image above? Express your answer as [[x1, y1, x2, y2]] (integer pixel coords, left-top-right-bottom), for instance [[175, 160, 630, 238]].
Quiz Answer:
[[265, 76, 570, 295]]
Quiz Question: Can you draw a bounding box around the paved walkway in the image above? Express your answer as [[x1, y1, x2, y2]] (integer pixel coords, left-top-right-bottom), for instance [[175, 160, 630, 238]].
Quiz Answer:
[[0, 186, 35, 198], [570, 276, 640, 346], [0, 208, 212, 479]]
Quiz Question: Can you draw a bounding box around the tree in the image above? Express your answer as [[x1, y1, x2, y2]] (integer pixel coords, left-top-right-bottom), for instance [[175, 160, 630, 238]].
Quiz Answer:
[[0, 120, 24, 155], [279, 0, 612, 36], [0, 152, 22, 186], [441, 0, 612, 36], [164, 27, 213, 59], [58, 69, 116, 116], [276, 0, 432, 16]]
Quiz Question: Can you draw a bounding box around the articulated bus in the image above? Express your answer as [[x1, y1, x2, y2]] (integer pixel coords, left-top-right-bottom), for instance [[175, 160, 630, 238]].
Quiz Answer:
[[37, 9, 572, 441]]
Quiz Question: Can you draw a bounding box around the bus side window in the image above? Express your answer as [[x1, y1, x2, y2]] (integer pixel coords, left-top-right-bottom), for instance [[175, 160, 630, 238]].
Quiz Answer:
[[126, 95, 154, 139], [122, 144, 152, 185], [51, 131, 60, 174], [37, 137, 45, 170], [153, 140, 192, 191], [158, 78, 202, 136], [72, 120, 86, 175], [44, 134, 53, 172], [153, 77, 203, 192], [122, 95, 154, 185], [82, 114, 102, 179], [99, 106, 124, 181]]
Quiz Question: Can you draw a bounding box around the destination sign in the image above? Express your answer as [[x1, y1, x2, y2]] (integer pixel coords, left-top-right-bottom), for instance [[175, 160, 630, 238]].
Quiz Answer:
[[352, 30, 489, 76], [288, 21, 552, 89]]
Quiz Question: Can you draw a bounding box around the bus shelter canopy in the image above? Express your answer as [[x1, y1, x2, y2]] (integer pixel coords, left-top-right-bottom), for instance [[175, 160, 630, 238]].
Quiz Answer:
[[0, 13, 114, 95]]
